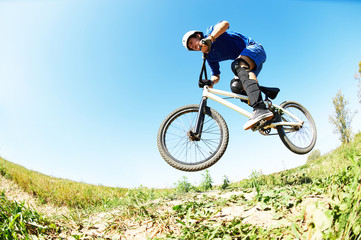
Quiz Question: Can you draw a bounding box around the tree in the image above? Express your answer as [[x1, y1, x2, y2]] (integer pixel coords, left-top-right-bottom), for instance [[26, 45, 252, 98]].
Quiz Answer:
[[329, 90, 353, 144]]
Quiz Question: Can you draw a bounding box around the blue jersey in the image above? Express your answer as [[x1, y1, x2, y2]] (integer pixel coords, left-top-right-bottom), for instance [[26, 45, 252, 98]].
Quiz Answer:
[[205, 22, 254, 76]]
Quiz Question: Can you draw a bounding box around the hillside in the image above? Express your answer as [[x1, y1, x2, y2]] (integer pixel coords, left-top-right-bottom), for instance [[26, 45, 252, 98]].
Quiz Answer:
[[1, 133, 360, 239]]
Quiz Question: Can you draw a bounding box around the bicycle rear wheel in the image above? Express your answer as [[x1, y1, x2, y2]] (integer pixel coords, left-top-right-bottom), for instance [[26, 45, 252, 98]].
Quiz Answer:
[[157, 104, 229, 172], [276, 101, 317, 154]]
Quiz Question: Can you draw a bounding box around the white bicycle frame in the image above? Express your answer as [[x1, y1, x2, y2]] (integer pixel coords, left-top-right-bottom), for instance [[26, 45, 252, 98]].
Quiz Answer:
[[202, 86, 304, 129]]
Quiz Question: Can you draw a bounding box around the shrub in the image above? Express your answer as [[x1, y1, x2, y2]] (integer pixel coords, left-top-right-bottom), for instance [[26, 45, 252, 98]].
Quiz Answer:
[[175, 176, 192, 193], [221, 175, 230, 190], [199, 170, 213, 191]]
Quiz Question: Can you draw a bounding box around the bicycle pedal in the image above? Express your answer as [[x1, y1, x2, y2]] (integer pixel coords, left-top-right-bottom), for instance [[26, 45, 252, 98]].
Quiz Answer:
[[251, 120, 267, 132]]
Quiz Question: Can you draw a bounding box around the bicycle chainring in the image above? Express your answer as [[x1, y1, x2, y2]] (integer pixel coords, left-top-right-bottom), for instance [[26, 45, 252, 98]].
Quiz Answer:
[[259, 128, 271, 136]]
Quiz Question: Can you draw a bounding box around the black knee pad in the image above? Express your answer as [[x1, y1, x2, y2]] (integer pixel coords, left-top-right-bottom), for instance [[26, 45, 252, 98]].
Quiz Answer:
[[231, 59, 265, 109], [230, 77, 246, 95], [231, 58, 250, 72], [231, 58, 250, 82]]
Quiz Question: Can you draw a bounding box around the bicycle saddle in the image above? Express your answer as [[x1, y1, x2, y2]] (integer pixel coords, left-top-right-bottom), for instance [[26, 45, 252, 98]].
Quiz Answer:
[[259, 86, 280, 100]]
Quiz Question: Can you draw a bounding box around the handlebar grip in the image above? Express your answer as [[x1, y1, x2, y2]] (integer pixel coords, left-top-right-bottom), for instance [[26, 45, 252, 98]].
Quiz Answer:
[[200, 38, 211, 57], [198, 79, 212, 88], [200, 38, 212, 48]]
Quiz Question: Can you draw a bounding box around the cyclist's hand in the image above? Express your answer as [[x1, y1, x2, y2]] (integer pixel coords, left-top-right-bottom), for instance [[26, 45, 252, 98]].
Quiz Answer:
[[210, 75, 220, 88], [200, 38, 212, 53]]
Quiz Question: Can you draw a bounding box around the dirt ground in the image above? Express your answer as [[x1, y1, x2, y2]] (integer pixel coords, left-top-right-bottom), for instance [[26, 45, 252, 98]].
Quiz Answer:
[[1, 175, 318, 239]]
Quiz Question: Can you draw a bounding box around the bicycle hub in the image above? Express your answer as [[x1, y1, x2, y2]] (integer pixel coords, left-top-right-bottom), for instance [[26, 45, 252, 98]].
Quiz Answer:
[[187, 130, 200, 141]]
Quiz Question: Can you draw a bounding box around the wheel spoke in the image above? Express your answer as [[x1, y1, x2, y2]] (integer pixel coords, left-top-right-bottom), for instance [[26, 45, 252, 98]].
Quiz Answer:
[[278, 102, 316, 154], [163, 108, 223, 165]]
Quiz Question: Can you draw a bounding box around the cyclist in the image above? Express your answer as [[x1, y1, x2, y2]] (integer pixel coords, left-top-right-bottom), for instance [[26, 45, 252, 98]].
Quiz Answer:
[[182, 20, 273, 130]]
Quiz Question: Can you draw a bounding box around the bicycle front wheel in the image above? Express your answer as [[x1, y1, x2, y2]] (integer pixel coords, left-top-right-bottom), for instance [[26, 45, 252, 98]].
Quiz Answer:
[[157, 104, 229, 172], [276, 101, 317, 154]]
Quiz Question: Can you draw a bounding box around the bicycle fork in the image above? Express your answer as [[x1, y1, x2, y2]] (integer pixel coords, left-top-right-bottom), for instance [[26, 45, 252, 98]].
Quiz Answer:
[[189, 97, 208, 141]]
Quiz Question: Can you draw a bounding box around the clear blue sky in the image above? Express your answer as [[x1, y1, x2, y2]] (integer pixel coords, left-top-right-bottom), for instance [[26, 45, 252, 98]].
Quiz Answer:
[[0, 0, 360, 188]]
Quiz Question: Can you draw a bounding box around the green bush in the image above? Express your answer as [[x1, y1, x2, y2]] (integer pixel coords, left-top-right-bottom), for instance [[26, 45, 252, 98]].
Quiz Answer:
[[221, 175, 230, 190], [199, 170, 213, 191], [175, 176, 193, 193]]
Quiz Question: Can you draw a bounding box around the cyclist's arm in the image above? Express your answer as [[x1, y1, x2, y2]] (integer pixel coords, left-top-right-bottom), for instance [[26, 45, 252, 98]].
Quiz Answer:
[[207, 61, 220, 87], [201, 21, 230, 53], [208, 21, 229, 41]]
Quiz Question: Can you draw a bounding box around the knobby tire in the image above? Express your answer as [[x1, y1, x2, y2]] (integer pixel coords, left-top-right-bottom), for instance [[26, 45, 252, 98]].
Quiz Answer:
[[276, 101, 317, 154], [157, 104, 229, 172]]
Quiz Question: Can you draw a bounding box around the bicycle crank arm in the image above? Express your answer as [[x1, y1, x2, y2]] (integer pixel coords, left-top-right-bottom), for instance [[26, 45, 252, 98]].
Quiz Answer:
[[253, 119, 303, 132], [270, 121, 304, 128]]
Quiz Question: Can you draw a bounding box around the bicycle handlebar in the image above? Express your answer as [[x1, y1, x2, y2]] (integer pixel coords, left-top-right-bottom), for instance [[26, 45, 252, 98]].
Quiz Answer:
[[196, 38, 213, 87], [198, 53, 212, 88]]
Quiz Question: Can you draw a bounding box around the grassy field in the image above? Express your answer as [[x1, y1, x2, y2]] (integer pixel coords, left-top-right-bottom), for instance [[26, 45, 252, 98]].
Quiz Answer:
[[0, 133, 360, 239]]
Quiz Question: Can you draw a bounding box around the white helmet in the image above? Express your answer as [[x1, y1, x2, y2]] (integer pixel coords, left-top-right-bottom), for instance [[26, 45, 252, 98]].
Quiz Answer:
[[182, 30, 203, 50]]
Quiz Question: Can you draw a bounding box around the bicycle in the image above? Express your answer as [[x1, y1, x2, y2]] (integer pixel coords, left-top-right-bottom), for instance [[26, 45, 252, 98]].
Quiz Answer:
[[157, 54, 317, 172]]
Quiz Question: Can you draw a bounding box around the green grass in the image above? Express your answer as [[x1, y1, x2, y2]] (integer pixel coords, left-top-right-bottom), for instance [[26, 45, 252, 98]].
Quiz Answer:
[[236, 132, 361, 189], [167, 133, 361, 239], [0, 133, 360, 239], [0, 192, 59, 239], [0, 159, 130, 209]]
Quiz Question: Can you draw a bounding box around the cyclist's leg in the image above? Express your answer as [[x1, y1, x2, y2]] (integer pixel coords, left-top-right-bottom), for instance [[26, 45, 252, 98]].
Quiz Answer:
[[231, 42, 273, 129], [240, 56, 258, 83], [231, 56, 265, 109], [241, 41, 266, 77]]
